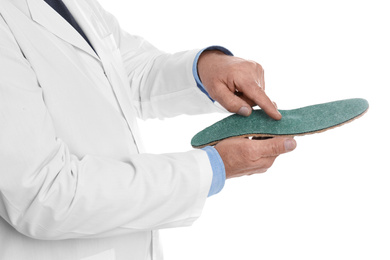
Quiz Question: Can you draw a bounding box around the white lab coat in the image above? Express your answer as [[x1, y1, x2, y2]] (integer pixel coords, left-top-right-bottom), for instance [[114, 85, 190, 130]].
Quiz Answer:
[[0, 0, 223, 259]]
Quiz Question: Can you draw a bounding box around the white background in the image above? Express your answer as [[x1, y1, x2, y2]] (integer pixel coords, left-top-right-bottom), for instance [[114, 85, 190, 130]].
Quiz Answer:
[[98, 0, 389, 259]]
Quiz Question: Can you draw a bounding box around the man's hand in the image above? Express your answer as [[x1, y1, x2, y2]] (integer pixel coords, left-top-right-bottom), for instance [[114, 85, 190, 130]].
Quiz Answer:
[[199, 50, 294, 178], [198, 50, 282, 120], [215, 137, 297, 179]]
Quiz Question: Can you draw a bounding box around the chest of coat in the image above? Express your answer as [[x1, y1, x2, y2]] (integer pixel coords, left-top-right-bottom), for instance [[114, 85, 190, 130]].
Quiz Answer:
[[0, 0, 140, 158]]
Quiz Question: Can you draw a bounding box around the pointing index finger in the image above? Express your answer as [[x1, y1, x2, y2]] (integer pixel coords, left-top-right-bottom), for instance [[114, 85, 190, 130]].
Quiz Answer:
[[248, 83, 282, 120]]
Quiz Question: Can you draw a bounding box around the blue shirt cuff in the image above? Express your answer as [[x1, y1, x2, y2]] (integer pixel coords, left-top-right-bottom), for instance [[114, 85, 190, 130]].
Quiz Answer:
[[202, 146, 226, 197], [192, 46, 233, 102]]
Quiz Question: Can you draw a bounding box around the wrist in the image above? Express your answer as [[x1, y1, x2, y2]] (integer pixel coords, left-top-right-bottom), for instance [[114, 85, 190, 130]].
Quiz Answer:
[[198, 50, 227, 83], [192, 46, 233, 101]]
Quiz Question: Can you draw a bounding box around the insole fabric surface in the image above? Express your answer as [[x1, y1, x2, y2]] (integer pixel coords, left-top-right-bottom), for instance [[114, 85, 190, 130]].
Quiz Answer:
[[191, 98, 369, 148]]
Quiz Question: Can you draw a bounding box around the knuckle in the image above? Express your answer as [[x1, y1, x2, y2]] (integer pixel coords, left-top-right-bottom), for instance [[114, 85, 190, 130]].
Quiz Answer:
[[256, 62, 263, 72], [255, 84, 265, 92], [245, 60, 263, 73], [268, 142, 282, 156], [246, 60, 258, 71], [249, 60, 258, 66]]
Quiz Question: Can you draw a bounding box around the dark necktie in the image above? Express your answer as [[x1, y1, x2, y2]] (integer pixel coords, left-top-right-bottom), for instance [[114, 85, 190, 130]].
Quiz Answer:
[[44, 0, 95, 51]]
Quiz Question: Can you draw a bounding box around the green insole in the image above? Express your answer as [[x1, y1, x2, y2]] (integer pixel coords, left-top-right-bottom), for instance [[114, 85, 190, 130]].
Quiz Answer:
[[191, 98, 369, 148]]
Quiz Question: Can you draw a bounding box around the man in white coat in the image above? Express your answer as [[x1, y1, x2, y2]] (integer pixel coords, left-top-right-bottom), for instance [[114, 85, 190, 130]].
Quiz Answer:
[[0, 0, 297, 259]]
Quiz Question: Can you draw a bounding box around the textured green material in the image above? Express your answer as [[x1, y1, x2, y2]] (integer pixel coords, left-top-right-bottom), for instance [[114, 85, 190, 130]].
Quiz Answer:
[[191, 98, 369, 148]]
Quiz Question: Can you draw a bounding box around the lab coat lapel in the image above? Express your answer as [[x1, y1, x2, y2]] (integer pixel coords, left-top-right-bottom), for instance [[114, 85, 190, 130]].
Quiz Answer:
[[64, 0, 144, 152], [26, 0, 99, 60]]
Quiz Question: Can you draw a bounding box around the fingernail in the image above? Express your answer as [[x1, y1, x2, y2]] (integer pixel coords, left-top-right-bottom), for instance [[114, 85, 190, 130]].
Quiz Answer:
[[284, 139, 296, 151], [237, 106, 250, 116]]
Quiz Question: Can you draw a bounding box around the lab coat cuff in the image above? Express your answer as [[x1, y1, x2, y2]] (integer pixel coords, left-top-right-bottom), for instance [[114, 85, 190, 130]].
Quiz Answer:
[[182, 149, 214, 224]]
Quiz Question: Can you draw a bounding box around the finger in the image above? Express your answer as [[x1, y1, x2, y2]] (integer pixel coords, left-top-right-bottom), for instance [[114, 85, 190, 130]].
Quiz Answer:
[[243, 82, 282, 120], [235, 92, 257, 107], [254, 137, 297, 158], [214, 83, 252, 116], [239, 94, 277, 110]]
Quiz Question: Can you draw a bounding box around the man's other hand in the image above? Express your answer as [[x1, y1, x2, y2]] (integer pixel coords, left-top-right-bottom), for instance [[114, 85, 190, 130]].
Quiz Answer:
[[215, 137, 297, 179], [198, 50, 282, 120]]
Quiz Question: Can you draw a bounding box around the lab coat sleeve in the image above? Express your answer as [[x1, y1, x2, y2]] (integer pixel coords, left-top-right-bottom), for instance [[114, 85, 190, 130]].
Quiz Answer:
[[0, 16, 212, 240], [92, 1, 226, 119]]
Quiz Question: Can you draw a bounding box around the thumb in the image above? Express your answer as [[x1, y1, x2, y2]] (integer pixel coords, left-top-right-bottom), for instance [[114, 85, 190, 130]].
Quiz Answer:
[[214, 84, 252, 116], [258, 137, 297, 157]]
